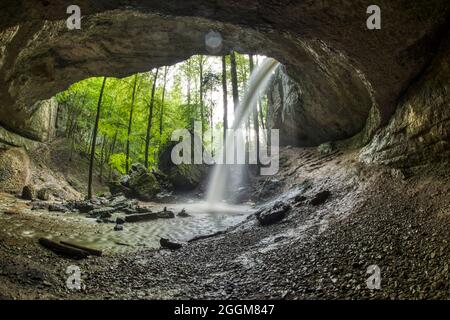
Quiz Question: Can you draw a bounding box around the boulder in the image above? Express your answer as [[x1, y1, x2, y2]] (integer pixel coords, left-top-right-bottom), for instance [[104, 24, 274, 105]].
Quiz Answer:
[[310, 190, 331, 206], [116, 217, 125, 225], [258, 179, 285, 200], [31, 200, 49, 210], [88, 207, 117, 218], [0, 147, 31, 193], [36, 188, 50, 201], [108, 181, 133, 197], [48, 203, 69, 212], [177, 208, 190, 217], [167, 164, 207, 190], [156, 207, 175, 219], [127, 163, 161, 201], [71, 201, 95, 213], [256, 201, 291, 226], [158, 141, 207, 190], [318, 142, 334, 155], [21, 185, 35, 200], [113, 224, 123, 231], [160, 238, 182, 250]]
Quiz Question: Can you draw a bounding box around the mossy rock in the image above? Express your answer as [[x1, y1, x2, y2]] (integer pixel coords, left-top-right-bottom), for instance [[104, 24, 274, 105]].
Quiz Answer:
[[128, 163, 161, 201], [158, 141, 208, 190], [168, 163, 206, 190]]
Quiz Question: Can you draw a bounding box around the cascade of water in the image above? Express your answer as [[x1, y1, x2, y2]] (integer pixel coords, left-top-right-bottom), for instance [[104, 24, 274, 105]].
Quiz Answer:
[[206, 58, 280, 207]]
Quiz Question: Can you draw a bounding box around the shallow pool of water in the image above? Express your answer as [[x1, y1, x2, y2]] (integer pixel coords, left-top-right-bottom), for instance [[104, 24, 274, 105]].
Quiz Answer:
[[63, 201, 254, 253]]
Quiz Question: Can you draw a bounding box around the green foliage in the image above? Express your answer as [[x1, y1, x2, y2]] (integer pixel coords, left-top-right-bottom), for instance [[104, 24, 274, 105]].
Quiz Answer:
[[56, 53, 269, 180], [108, 153, 128, 174]]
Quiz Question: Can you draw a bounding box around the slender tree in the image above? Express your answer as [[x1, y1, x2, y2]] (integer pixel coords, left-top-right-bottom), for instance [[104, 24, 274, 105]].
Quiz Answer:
[[199, 56, 205, 145], [266, 93, 272, 147], [210, 81, 214, 157], [222, 55, 228, 162], [99, 135, 110, 181], [249, 54, 260, 164], [187, 60, 191, 106], [87, 76, 107, 199], [230, 51, 240, 112], [159, 66, 168, 138], [144, 68, 159, 168], [125, 74, 138, 173], [107, 130, 118, 180]]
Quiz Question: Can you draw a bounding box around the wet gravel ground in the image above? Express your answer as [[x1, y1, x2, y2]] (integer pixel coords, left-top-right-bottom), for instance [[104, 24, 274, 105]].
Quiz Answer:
[[0, 148, 448, 300]]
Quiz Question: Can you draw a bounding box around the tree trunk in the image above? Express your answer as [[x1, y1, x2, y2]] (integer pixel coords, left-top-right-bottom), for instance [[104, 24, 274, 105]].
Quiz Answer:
[[222, 55, 228, 162], [159, 66, 168, 138], [210, 81, 214, 156], [125, 74, 138, 174], [85, 126, 93, 157], [99, 135, 107, 181], [199, 56, 204, 145], [259, 98, 266, 130], [266, 93, 272, 147], [144, 68, 159, 168], [249, 54, 260, 164], [187, 60, 191, 106], [87, 76, 107, 199], [230, 51, 240, 111], [108, 131, 118, 181]]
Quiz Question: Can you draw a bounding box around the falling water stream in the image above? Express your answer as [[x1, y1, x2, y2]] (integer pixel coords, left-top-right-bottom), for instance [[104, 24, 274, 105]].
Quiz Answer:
[[206, 58, 280, 206]]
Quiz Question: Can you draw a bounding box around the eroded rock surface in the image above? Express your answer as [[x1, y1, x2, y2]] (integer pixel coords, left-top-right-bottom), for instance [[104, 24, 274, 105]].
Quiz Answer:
[[0, 147, 31, 193], [360, 36, 450, 167], [0, 1, 448, 150]]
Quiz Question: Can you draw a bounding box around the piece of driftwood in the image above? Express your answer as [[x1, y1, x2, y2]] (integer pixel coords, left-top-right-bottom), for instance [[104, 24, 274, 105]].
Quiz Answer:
[[60, 241, 103, 257], [38, 238, 89, 259], [124, 212, 157, 223], [187, 231, 226, 243]]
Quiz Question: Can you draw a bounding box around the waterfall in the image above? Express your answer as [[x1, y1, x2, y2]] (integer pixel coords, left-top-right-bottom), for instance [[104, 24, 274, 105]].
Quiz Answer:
[[206, 58, 280, 207]]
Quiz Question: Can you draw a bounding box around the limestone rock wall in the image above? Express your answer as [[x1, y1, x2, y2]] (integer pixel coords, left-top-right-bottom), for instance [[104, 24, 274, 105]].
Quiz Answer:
[[0, 147, 31, 193], [268, 60, 372, 146], [0, 1, 448, 168], [359, 35, 450, 168], [0, 1, 448, 150]]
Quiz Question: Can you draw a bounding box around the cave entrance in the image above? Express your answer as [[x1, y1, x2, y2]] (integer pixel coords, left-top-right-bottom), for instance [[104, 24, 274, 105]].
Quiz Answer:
[[35, 53, 278, 252]]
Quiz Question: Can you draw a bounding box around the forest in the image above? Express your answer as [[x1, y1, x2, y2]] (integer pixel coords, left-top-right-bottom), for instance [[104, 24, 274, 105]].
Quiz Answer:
[[56, 53, 271, 197]]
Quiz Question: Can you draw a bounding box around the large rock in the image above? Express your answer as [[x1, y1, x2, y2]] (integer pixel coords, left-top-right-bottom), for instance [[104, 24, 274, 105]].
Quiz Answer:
[[360, 37, 450, 168], [158, 141, 208, 190], [167, 164, 207, 190], [127, 163, 161, 201], [21, 185, 35, 200], [25, 98, 58, 142], [0, 147, 31, 193], [268, 61, 372, 147], [256, 201, 291, 226], [0, 126, 43, 151]]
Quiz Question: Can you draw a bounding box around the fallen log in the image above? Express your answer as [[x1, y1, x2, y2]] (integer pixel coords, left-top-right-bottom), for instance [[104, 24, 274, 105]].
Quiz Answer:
[[60, 241, 103, 257], [124, 212, 157, 223], [38, 238, 89, 259], [188, 231, 226, 243]]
